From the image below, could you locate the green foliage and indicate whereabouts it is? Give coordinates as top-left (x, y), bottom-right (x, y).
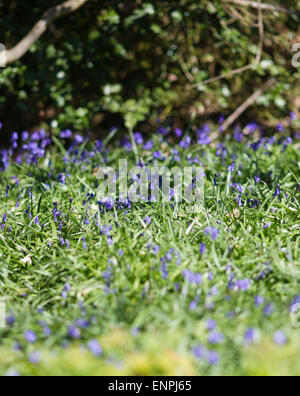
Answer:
top-left (0, 124), bottom-right (300, 375)
top-left (0, 0), bottom-right (299, 135)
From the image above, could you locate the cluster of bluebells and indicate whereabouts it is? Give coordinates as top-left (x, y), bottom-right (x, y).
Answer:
top-left (0, 114), bottom-right (299, 373)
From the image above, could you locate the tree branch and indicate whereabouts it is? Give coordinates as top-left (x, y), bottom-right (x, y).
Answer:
top-left (5, 0), bottom-right (89, 65)
top-left (222, 0), bottom-right (298, 15)
top-left (221, 77), bottom-right (276, 130)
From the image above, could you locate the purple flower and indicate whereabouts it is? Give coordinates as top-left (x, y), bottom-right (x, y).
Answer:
top-left (144, 216), bottom-right (152, 225)
top-left (255, 295), bottom-right (265, 307)
top-left (152, 245), bottom-right (160, 255)
top-left (206, 350), bottom-right (220, 365)
top-left (193, 345), bottom-right (206, 359)
top-left (182, 269), bottom-right (202, 285)
top-left (277, 123), bottom-right (284, 132)
top-left (274, 331), bottom-right (287, 346)
top-left (273, 184), bottom-right (281, 198)
top-left (76, 318), bottom-right (90, 329)
top-left (246, 123), bottom-right (259, 133)
top-left (58, 173), bottom-right (66, 184)
top-left (209, 286), bottom-right (219, 296)
top-left (144, 141), bottom-right (154, 151)
top-left (62, 282), bottom-right (71, 299)
top-left (5, 370), bottom-right (20, 377)
top-left (22, 131), bottom-right (29, 141)
top-left (11, 132), bottom-right (18, 142)
top-left (197, 130), bottom-right (211, 146)
top-left (175, 128), bottom-right (183, 138)
top-left (179, 136), bottom-right (191, 149)
top-left (88, 340), bottom-right (102, 357)
top-left (101, 197), bottom-right (114, 211)
top-left (68, 326), bottom-right (81, 339)
top-left (264, 303), bottom-right (274, 317)
top-left (228, 163), bottom-right (235, 173)
top-left (204, 227), bottom-right (219, 241)
top-left (244, 328), bottom-right (255, 345)
top-left (6, 315), bottom-right (15, 326)
top-left (153, 151), bottom-right (164, 160)
top-left (24, 330), bottom-right (37, 344)
top-left (200, 243), bottom-right (206, 255)
top-left (134, 132), bottom-right (143, 145)
top-left (208, 331), bottom-right (224, 344)
top-left (74, 135), bottom-right (84, 144)
top-left (234, 127), bottom-right (244, 142)
top-left (236, 279), bottom-right (251, 292)
top-left (29, 351), bottom-right (41, 364)
top-left (60, 129), bottom-right (73, 139)
top-left (206, 319), bottom-right (217, 332)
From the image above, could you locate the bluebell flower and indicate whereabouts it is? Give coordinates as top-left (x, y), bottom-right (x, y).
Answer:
top-left (153, 245), bottom-right (160, 255)
top-left (175, 128), bottom-right (183, 138)
top-left (277, 123), bottom-right (284, 132)
top-left (88, 340), bottom-right (102, 357)
top-left (246, 123), bottom-right (259, 133)
top-left (179, 136), bottom-right (191, 149)
top-left (236, 279), bottom-right (251, 292)
top-left (60, 129), bottom-right (73, 139)
top-left (244, 328), bottom-right (255, 345)
top-left (193, 345), bottom-right (206, 359)
top-left (264, 303), bottom-right (274, 317)
top-left (68, 326), bottom-right (81, 339)
top-left (24, 330), bottom-right (37, 344)
top-left (74, 134), bottom-right (84, 144)
top-left (274, 331), bottom-right (287, 346)
top-left (200, 243), bottom-right (206, 255)
top-left (273, 184), bottom-right (281, 197)
top-left (144, 216), bottom-right (152, 225)
top-left (29, 351), bottom-right (42, 364)
top-left (206, 319), bottom-right (217, 331)
top-left (134, 132), bottom-right (143, 145)
top-left (208, 331), bottom-right (224, 344)
top-left (58, 173), bottom-right (66, 184)
top-left (76, 318), bottom-right (90, 329)
top-left (144, 141), bottom-right (154, 150)
top-left (206, 350), bottom-right (219, 365)
top-left (204, 227), bottom-right (219, 241)
top-left (6, 315), bottom-right (15, 327)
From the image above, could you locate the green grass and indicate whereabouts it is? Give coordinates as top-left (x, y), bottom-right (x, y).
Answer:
top-left (0, 127), bottom-right (300, 376)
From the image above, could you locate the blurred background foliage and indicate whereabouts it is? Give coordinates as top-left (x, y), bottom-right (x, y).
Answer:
top-left (0, 0), bottom-right (299, 140)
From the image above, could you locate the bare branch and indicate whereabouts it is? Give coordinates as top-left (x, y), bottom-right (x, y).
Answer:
top-left (191, 65), bottom-right (253, 87)
top-left (221, 77), bottom-right (276, 130)
top-left (255, 0), bottom-right (264, 66)
top-left (178, 54), bottom-right (195, 83)
top-left (222, 0), bottom-right (298, 15)
top-left (5, 0), bottom-right (89, 65)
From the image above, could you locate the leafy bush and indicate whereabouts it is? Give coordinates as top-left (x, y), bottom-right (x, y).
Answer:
top-left (0, 0), bottom-right (299, 137)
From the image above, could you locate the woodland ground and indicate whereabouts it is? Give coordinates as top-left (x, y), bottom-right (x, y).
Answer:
top-left (0, 118), bottom-right (300, 376)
